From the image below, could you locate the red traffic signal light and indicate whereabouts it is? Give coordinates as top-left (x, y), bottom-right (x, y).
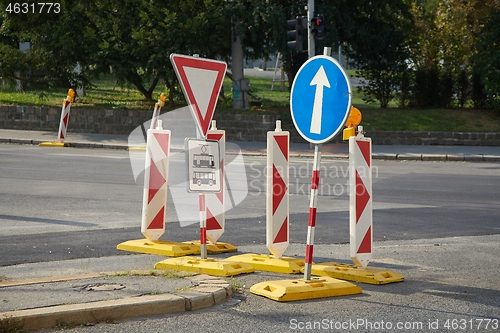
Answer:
top-left (311, 15), bottom-right (325, 40)
top-left (311, 18), bottom-right (322, 26)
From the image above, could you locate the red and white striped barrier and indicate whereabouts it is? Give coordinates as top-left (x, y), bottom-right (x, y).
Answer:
top-left (349, 129), bottom-right (372, 267)
top-left (150, 93), bottom-right (166, 130)
top-left (57, 89), bottom-right (75, 142)
top-left (141, 120), bottom-right (171, 241)
top-left (206, 121), bottom-right (226, 244)
top-left (266, 120), bottom-right (290, 259)
top-left (304, 144), bottom-right (322, 280)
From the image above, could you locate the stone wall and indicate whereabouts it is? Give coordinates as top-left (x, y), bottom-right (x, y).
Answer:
top-left (0, 105), bottom-right (150, 134)
top-left (1, 105), bottom-right (499, 146)
top-left (213, 113), bottom-right (279, 142)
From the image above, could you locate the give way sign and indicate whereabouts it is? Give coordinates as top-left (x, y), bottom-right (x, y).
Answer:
top-left (170, 54), bottom-right (227, 138)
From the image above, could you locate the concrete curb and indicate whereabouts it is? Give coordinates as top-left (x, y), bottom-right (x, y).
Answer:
top-left (0, 138), bottom-right (131, 150)
top-left (0, 273), bottom-right (102, 288)
top-left (0, 274), bottom-right (232, 331)
top-left (1, 136), bottom-right (499, 162)
top-left (391, 153), bottom-right (500, 162)
top-left (291, 152), bottom-right (500, 162)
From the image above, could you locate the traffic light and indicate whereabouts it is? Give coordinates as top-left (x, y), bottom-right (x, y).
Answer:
top-left (311, 15), bottom-right (325, 40)
top-left (287, 16), bottom-right (306, 52)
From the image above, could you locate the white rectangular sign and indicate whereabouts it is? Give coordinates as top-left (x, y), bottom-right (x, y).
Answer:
top-left (185, 138), bottom-right (221, 193)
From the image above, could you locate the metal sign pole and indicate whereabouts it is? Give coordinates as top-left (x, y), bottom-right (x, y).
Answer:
top-left (199, 192), bottom-right (207, 259)
top-left (303, 143), bottom-right (322, 281)
top-left (307, 0), bottom-right (315, 59)
top-left (303, 47), bottom-right (330, 281)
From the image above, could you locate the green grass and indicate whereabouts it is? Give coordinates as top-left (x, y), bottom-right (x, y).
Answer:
top-left (360, 108), bottom-right (500, 132)
top-left (1, 74), bottom-right (499, 132)
top-left (0, 76), bottom-right (166, 110)
top-left (77, 77), bottom-right (159, 109)
top-left (235, 74), bottom-right (500, 133)
top-left (106, 269), bottom-right (195, 279)
top-left (0, 88), bottom-right (67, 107)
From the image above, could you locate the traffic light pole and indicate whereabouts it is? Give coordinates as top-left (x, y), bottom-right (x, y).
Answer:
top-left (307, 0), bottom-right (314, 59)
top-left (232, 20), bottom-right (248, 110)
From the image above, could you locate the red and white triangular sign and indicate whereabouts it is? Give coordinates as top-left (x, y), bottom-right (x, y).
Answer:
top-left (170, 54), bottom-right (227, 137)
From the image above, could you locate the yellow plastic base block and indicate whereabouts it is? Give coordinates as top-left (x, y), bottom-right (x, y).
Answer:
top-left (39, 142), bottom-right (70, 147)
top-left (184, 240), bottom-right (238, 254)
top-left (310, 262), bottom-right (404, 285)
top-left (116, 239), bottom-right (200, 257)
top-left (225, 253), bottom-right (305, 274)
top-left (250, 276), bottom-right (362, 302)
top-left (128, 146), bottom-right (146, 151)
top-left (155, 256), bottom-right (255, 277)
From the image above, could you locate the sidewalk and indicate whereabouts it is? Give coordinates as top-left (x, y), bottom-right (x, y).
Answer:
top-left (0, 255), bottom-right (234, 331)
top-left (1, 128), bottom-right (500, 162)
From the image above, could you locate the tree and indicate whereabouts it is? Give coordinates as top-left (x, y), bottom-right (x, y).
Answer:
top-left (0, 0), bottom-right (100, 90)
top-left (0, 16), bottom-right (28, 87)
top-left (324, 0), bottom-right (414, 108)
top-left (1, 0), bottom-right (236, 100)
top-left (473, 6), bottom-right (500, 108)
top-left (407, 0), bottom-right (500, 108)
top-left (226, 0), bottom-right (303, 87)
top-left (91, 0), bottom-right (168, 101)
top-left (8, 0), bottom-right (496, 110)
top-left (81, 0), bottom-right (290, 101)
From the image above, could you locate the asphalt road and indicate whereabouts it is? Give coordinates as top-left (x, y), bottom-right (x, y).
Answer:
top-left (1, 144), bottom-right (499, 266)
top-left (1, 144), bottom-right (499, 332)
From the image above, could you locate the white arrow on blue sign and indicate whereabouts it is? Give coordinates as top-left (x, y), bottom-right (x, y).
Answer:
top-left (290, 55), bottom-right (352, 144)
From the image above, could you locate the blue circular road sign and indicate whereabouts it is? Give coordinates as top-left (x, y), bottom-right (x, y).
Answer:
top-left (290, 55), bottom-right (352, 144)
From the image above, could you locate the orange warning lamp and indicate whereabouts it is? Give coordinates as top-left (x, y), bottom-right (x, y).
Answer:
top-left (66, 88), bottom-right (76, 103)
top-left (158, 92), bottom-right (166, 107)
top-left (343, 106), bottom-right (362, 140)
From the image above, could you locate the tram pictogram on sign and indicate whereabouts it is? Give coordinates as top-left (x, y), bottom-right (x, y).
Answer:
top-left (186, 138), bottom-right (221, 193)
